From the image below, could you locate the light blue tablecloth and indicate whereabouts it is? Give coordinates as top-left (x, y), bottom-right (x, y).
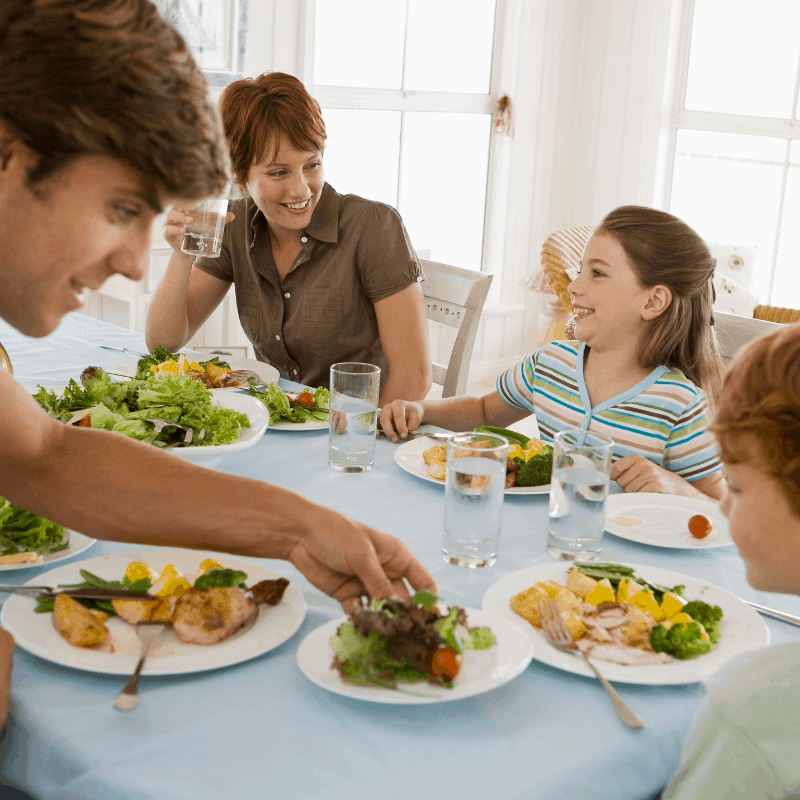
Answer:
top-left (2, 313), bottom-right (800, 800)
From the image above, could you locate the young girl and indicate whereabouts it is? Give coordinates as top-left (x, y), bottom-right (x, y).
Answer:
top-left (380, 206), bottom-right (725, 499)
top-left (661, 322), bottom-right (800, 800)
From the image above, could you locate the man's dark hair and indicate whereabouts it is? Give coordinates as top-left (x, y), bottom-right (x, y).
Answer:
top-left (0, 0), bottom-right (228, 198)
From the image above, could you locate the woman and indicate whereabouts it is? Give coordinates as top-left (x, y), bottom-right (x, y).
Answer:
top-left (146, 72), bottom-right (431, 405)
top-left (380, 206), bottom-right (725, 499)
top-left (661, 322), bottom-right (800, 799)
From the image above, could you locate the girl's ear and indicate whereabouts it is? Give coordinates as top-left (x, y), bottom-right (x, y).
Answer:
top-left (642, 285), bottom-right (672, 320)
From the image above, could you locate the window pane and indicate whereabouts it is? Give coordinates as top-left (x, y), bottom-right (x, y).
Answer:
top-left (313, 0), bottom-right (407, 89)
top-left (321, 109), bottom-right (401, 208)
top-left (398, 112), bottom-right (491, 271)
top-left (773, 147), bottom-right (800, 306)
top-left (669, 130), bottom-right (785, 302)
top-left (685, 0), bottom-right (800, 118)
top-left (160, 0), bottom-right (234, 71)
top-left (404, 0), bottom-right (496, 93)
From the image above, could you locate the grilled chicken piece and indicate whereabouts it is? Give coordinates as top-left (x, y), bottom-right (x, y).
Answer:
top-left (53, 594), bottom-right (109, 648)
top-left (173, 587), bottom-right (256, 645)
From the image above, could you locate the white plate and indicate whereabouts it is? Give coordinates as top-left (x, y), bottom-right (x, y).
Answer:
top-left (394, 437), bottom-right (551, 495)
top-left (481, 562), bottom-right (770, 685)
top-left (1, 551), bottom-right (306, 676)
top-left (297, 608), bottom-right (534, 704)
top-left (108, 354), bottom-right (280, 388)
top-left (604, 493), bottom-right (734, 549)
top-left (0, 530), bottom-right (96, 572)
top-left (269, 419), bottom-right (329, 432)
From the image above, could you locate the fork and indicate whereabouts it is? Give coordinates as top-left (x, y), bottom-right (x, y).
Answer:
top-left (537, 600), bottom-right (644, 730)
top-left (113, 622), bottom-right (166, 711)
top-left (145, 419), bottom-right (205, 446)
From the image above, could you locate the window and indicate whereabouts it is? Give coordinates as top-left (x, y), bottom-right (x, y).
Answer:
top-left (155, 0), bottom-right (247, 87)
top-left (665, 0), bottom-right (800, 307)
top-left (310, 0), bottom-right (501, 273)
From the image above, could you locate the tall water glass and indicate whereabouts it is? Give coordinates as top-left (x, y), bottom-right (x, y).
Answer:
top-left (442, 432), bottom-right (509, 568)
top-left (328, 362), bottom-right (380, 472)
top-left (546, 429), bottom-right (613, 561)
top-left (180, 180), bottom-right (232, 259)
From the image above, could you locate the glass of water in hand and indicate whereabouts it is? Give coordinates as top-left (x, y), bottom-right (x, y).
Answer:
top-left (546, 428), bottom-right (613, 561)
top-left (180, 180), bottom-right (232, 259)
top-left (442, 432), bottom-right (509, 568)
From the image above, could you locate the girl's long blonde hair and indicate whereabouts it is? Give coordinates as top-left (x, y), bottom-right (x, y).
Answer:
top-left (595, 206), bottom-right (724, 410)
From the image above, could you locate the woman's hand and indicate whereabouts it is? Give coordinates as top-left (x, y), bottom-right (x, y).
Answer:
top-left (611, 455), bottom-right (708, 498)
top-left (161, 206), bottom-right (235, 253)
top-left (379, 400), bottom-right (424, 443)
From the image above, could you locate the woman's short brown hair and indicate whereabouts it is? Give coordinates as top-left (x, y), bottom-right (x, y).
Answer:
top-left (712, 324), bottom-right (800, 516)
top-left (0, 0), bottom-right (228, 200)
top-left (219, 72), bottom-right (327, 189)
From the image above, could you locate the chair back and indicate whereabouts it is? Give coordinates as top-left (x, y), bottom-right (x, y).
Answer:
top-left (714, 311), bottom-right (784, 368)
top-left (421, 258), bottom-right (493, 398)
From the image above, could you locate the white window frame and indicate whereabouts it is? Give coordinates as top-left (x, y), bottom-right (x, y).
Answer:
top-left (298, 0), bottom-right (514, 305)
top-left (662, 0), bottom-right (800, 304)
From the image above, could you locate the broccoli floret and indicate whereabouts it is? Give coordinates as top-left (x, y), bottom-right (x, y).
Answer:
top-left (135, 346), bottom-right (177, 379)
top-left (194, 568), bottom-right (248, 590)
top-left (682, 600), bottom-right (723, 644)
top-left (515, 453), bottom-right (553, 487)
top-left (650, 621), bottom-right (712, 660)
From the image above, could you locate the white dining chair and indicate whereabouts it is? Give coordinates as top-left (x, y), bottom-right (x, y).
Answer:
top-left (420, 258), bottom-right (493, 398)
top-left (714, 311), bottom-right (785, 368)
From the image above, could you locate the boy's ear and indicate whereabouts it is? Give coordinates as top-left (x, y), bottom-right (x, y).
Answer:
top-left (0, 121), bottom-right (22, 171)
top-left (642, 285), bottom-right (672, 320)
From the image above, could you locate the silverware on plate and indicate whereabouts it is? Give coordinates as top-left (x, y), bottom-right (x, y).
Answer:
top-left (747, 601), bottom-right (800, 628)
top-left (114, 622), bottom-right (167, 711)
top-left (537, 599), bottom-right (645, 730)
top-left (0, 585), bottom-right (153, 600)
top-left (377, 428), bottom-right (452, 441)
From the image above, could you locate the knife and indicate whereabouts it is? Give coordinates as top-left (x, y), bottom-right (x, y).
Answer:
top-left (0, 585), bottom-right (154, 600)
top-left (747, 601), bottom-right (800, 628)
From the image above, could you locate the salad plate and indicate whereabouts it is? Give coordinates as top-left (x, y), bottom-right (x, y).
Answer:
top-left (393, 437), bottom-right (551, 495)
top-left (481, 562), bottom-right (770, 685)
top-left (108, 353), bottom-right (279, 388)
top-left (1, 551), bottom-right (306, 676)
top-left (604, 493), bottom-right (734, 549)
top-left (269, 418), bottom-right (328, 432)
top-left (296, 608), bottom-right (534, 704)
top-left (0, 530), bottom-right (96, 572)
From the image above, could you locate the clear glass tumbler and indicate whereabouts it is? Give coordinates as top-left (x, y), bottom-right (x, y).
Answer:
top-left (546, 428), bottom-right (613, 561)
top-left (328, 362), bottom-right (380, 473)
top-left (180, 180), bottom-right (232, 259)
top-left (442, 432), bottom-right (509, 568)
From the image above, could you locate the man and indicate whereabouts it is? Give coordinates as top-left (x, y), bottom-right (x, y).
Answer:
top-left (0, 0), bottom-right (435, 727)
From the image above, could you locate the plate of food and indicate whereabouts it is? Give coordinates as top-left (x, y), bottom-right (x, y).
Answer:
top-left (297, 591), bottom-right (534, 704)
top-left (0, 497), bottom-right (96, 570)
top-left (246, 381), bottom-right (329, 431)
top-left (394, 428), bottom-right (552, 495)
top-left (0, 551), bottom-right (306, 676)
top-left (109, 346), bottom-right (280, 389)
top-left (482, 561), bottom-right (769, 685)
top-left (33, 369), bottom-right (269, 468)
top-left (604, 493), bottom-right (734, 549)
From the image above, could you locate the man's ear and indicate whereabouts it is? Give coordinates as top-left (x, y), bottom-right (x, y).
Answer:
top-left (642, 285), bottom-right (672, 320)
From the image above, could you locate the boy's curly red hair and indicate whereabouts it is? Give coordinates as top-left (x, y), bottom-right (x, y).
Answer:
top-left (712, 323), bottom-right (800, 516)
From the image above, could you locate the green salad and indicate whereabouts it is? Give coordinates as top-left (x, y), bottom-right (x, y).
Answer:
top-left (0, 496), bottom-right (68, 558)
top-left (34, 367), bottom-right (249, 447)
top-left (248, 380), bottom-right (329, 425)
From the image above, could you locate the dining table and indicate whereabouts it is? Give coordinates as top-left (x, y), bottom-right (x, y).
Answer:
top-left (1, 311), bottom-right (800, 800)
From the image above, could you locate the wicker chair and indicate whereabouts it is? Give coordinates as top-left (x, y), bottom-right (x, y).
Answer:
top-left (753, 305), bottom-right (800, 324)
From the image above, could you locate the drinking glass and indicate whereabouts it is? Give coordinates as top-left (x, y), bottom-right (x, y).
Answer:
top-left (442, 432), bottom-right (509, 568)
top-left (546, 429), bottom-right (613, 561)
top-left (328, 362), bottom-right (380, 472)
top-left (180, 180), bottom-right (232, 259)
top-left (0, 340), bottom-right (12, 374)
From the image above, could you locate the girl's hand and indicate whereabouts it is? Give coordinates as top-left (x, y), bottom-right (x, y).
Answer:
top-left (611, 454), bottom-right (700, 497)
top-left (161, 206), bottom-right (235, 254)
top-left (379, 400), bottom-right (424, 443)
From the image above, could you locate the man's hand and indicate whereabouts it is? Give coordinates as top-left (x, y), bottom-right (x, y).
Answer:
top-left (0, 628), bottom-right (14, 732)
top-left (611, 454), bottom-right (700, 497)
top-left (287, 516), bottom-right (437, 613)
top-left (378, 400), bottom-right (424, 443)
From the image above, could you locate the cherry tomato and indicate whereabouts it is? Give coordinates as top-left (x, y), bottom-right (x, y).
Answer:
top-left (294, 391), bottom-right (315, 407)
top-left (77, 415), bottom-right (92, 428)
top-left (688, 514), bottom-right (712, 539)
top-left (426, 645), bottom-right (462, 683)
